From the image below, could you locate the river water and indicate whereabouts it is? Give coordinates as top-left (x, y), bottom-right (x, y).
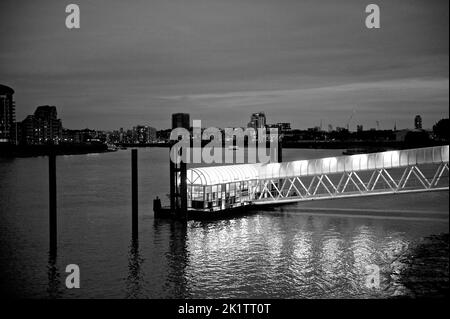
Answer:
top-left (0, 148), bottom-right (448, 298)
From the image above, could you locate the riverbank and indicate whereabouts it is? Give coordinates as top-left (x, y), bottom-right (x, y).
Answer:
top-left (2, 140), bottom-right (447, 157)
top-left (121, 140), bottom-right (447, 150)
top-left (282, 140), bottom-right (447, 150)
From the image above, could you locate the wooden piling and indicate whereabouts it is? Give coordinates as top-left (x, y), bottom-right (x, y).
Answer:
top-left (49, 153), bottom-right (57, 254)
top-left (278, 128), bottom-right (283, 163)
top-left (131, 149), bottom-right (138, 237)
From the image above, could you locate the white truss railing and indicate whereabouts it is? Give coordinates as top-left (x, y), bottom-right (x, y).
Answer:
top-left (254, 161), bottom-right (449, 204)
top-left (186, 145), bottom-right (449, 208)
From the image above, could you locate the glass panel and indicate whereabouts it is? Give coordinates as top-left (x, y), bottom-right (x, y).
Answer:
top-left (383, 153), bottom-right (392, 168)
top-left (367, 154), bottom-right (376, 170)
top-left (391, 151), bottom-right (399, 167)
top-left (360, 155), bottom-right (368, 170)
top-left (399, 151), bottom-right (408, 166)
top-left (337, 157), bottom-right (345, 171)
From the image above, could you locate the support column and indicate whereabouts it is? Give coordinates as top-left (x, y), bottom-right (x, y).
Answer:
top-left (278, 128), bottom-right (283, 163)
top-left (49, 153), bottom-right (57, 255)
top-left (170, 113), bottom-right (189, 219)
top-left (132, 149), bottom-right (138, 238)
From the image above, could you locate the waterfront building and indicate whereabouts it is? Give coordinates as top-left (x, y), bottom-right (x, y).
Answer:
top-left (21, 105), bottom-right (62, 144)
top-left (268, 122), bottom-right (291, 133)
top-left (327, 124), bottom-right (333, 132)
top-left (247, 112), bottom-right (266, 129)
top-left (0, 84), bottom-right (16, 144)
top-left (276, 122), bottom-right (291, 132)
top-left (415, 115), bottom-right (423, 130)
top-left (172, 113), bottom-right (190, 130)
top-left (132, 125), bottom-right (157, 144)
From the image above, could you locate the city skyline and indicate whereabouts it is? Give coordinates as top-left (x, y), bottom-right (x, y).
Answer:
top-left (10, 95), bottom-right (443, 133)
top-left (0, 0), bottom-right (448, 131)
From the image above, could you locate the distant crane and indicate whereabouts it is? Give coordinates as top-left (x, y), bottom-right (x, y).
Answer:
top-left (346, 110), bottom-right (355, 131)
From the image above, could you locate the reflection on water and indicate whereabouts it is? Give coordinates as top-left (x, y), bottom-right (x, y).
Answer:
top-left (47, 252), bottom-right (62, 298)
top-left (158, 220), bottom-right (190, 298)
top-left (178, 210), bottom-right (446, 298)
top-left (125, 238), bottom-right (144, 299)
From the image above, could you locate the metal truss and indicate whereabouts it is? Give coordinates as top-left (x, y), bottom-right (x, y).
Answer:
top-left (255, 162), bottom-right (449, 202)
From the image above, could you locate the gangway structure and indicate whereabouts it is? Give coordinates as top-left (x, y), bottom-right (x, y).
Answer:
top-left (184, 145), bottom-right (449, 214)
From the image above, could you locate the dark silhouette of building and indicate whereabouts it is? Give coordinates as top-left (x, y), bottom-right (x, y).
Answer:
top-left (414, 115), bottom-right (423, 130)
top-left (172, 113), bottom-right (190, 130)
top-left (21, 105), bottom-right (62, 145)
top-left (0, 84), bottom-right (16, 144)
top-left (433, 118), bottom-right (449, 141)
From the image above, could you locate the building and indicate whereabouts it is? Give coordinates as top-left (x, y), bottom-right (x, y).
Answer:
top-left (156, 129), bottom-right (172, 142)
top-left (133, 125), bottom-right (157, 144)
top-left (62, 128), bottom-right (81, 143)
top-left (414, 115), bottom-right (422, 130)
top-left (267, 123), bottom-right (291, 132)
top-left (119, 127), bottom-right (124, 143)
top-left (21, 105), bottom-right (62, 145)
top-left (62, 128), bottom-right (102, 143)
top-left (395, 129), bottom-right (410, 142)
top-left (21, 115), bottom-right (36, 144)
top-left (0, 84), bottom-right (16, 144)
top-left (172, 113), bottom-right (190, 129)
top-left (275, 122), bottom-right (291, 132)
top-left (247, 112), bottom-right (266, 129)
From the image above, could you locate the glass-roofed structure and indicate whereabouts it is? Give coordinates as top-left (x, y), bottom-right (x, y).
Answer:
top-left (185, 145), bottom-right (449, 212)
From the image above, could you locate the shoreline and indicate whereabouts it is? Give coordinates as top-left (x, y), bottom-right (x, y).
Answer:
top-left (1, 140), bottom-right (447, 158)
top-left (0, 143), bottom-right (111, 158)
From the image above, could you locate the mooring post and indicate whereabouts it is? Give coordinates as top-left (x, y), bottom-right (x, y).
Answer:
top-left (131, 149), bottom-right (138, 238)
top-left (278, 127), bottom-right (283, 163)
top-left (170, 113), bottom-right (190, 220)
top-left (180, 161), bottom-right (188, 220)
top-left (49, 153), bottom-right (57, 254)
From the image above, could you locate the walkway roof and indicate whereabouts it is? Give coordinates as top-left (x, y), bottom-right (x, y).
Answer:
top-left (186, 145), bottom-right (449, 186)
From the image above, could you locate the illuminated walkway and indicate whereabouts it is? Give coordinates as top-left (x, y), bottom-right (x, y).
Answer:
top-left (186, 145), bottom-right (449, 212)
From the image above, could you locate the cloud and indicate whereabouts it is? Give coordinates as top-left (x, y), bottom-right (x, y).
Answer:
top-left (0, 0), bottom-right (448, 130)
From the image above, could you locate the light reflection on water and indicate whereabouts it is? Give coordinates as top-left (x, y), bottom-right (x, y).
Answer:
top-left (177, 210), bottom-right (446, 299)
top-left (0, 148), bottom-right (448, 298)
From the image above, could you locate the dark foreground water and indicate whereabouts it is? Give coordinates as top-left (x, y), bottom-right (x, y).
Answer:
top-left (0, 148), bottom-right (448, 298)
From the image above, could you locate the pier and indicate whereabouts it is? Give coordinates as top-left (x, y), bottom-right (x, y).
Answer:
top-left (155, 145), bottom-right (449, 218)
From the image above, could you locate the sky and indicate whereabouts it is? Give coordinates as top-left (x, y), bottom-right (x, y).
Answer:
top-left (0, 0), bottom-right (448, 130)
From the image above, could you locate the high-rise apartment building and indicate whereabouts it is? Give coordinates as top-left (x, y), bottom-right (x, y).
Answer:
top-left (0, 84), bottom-right (16, 143)
top-left (247, 112), bottom-right (266, 129)
top-left (414, 115), bottom-right (423, 130)
top-left (21, 105), bottom-right (62, 144)
top-left (172, 113), bottom-right (190, 129)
